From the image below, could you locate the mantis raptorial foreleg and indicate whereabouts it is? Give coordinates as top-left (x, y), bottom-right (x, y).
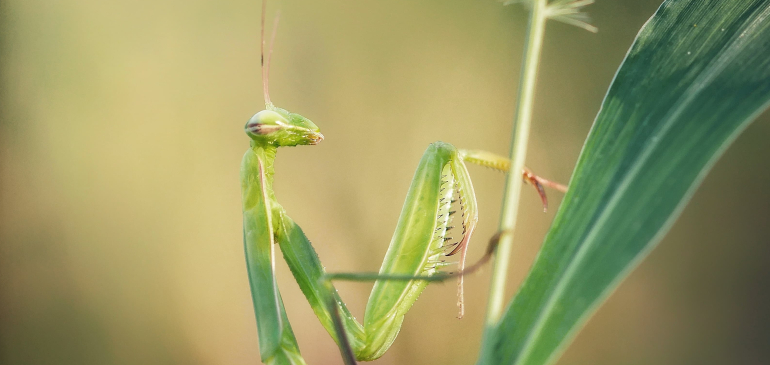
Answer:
top-left (243, 140), bottom-right (562, 363)
top-left (240, 3), bottom-right (567, 364)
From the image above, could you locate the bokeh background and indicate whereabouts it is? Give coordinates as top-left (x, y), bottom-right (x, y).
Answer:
top-left (1, 0), bottom-right (769, 364)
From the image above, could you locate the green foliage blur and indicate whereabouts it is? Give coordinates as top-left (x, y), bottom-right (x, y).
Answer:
top-left (1, 1), bottom-right (768, 364)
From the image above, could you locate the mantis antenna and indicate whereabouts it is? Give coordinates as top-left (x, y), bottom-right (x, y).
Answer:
top-left (261, 0), bottom-right (280, 106)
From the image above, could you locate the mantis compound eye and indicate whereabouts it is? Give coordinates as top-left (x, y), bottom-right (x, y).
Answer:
top-left (245, 110), bottom-right (285, 136)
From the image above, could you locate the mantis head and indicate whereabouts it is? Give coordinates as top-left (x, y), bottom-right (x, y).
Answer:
top-left (248, 4), bottom-right (323, 147)
top-left (245, 105), bottom-right (323, 146)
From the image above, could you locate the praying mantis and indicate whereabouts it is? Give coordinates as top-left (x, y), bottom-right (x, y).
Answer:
top-left (240, 2), bottom-right (567, 364)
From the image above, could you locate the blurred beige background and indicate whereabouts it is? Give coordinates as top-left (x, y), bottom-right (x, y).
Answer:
top-left (1, 0), bottom-right (768, 364)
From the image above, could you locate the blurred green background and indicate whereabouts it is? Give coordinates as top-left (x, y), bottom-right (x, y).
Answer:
top-left (1, 0), bottom-right (768, 364)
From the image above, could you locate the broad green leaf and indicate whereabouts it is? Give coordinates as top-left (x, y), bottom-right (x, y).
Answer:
top-left (484, 1), bottom-right (770, 365)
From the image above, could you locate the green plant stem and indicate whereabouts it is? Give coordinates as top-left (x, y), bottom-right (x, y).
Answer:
top-left (484, 0), bottom-right (548, 328)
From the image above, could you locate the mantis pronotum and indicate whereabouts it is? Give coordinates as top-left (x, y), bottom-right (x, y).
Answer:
top-left (240, 3), bottom-right (567, 364)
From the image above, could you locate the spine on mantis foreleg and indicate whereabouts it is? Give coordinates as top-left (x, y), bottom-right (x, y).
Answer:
top-left (242, 144), bottom-right (307, 365)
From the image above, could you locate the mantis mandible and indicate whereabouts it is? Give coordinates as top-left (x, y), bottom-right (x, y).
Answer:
top-left (240, 3), bottom-right (567, 364)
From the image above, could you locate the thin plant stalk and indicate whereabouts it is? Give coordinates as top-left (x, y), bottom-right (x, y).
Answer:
top-left (484, 0), bottom-right (549, 330)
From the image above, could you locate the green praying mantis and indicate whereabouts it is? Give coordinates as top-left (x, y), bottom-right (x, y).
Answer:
top-left (240, 3), bottom-right (567, 364)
